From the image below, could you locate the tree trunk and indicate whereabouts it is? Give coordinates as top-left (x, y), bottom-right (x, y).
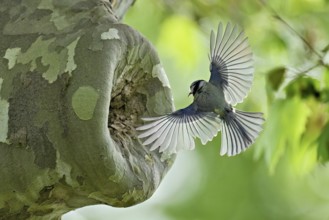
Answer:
top-left (0, 0), bottom-right (174, 219)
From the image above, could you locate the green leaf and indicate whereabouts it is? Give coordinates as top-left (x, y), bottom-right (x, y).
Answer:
top-left (266, 67), bottom-right (286, 104)
top-left (285, 76), bottom-right (321, 99)
top-left (323, 65), bottom-right (329, 87)
top-left (267, 67), bottom-right (286, 91)
top-left (317, 122), bottom-right (329, 163)
top-left (254, 97), bottom-right (311, 174)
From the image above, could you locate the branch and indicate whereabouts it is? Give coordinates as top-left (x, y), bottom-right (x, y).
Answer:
top-left (0, 0), bottom-right (174, 219)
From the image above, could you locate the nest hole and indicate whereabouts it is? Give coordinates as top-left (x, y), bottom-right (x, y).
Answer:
top-left (108, 70), bottom-right (148, 146)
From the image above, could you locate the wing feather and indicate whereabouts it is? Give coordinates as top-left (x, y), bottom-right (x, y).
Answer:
top-left (209, 22), bottom-right (254, 105)
top-left (137, 104), bottom-right (222, 155)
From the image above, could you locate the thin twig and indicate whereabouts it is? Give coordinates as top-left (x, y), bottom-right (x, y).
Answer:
top-left (274, 15), bottom-right (323, 59)
top-left (259, 0), bottom-right (323, 60)
top-left (288, 63), bottom-right (321, 79)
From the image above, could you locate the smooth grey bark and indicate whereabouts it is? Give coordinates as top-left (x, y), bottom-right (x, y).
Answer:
top-left (0, 0), bottom-right (174, 219)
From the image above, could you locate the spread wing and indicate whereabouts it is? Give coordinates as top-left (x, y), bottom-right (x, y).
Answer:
top-left (209, 22), bottom-right (254, 105)
top-left (136, 104), bottom-right (222, 155)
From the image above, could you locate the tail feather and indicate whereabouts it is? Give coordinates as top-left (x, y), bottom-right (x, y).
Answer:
top-left (220, 109), bottom-right (264, 156)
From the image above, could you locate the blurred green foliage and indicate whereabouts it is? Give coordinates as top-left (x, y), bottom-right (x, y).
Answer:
top-left (126, 0), bottom-right (329, 219)
top-left (65, 0), bottom-right (329, 219)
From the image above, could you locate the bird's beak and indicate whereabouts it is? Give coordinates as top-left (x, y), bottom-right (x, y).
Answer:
top-left (188, 92), bottom-right (192, 97)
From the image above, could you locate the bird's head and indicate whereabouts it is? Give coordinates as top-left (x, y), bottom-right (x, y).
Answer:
top-left (189, 80), bottom-right (206, 97)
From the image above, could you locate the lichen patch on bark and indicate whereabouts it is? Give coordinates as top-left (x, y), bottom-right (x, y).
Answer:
top-left (5, 36), bottom-right (79, 84)
top-left (101, 28), bottom-right (120, 40)
top-left (72, 86), bottom-right (100, 120)
top-left (64, 37), bottom-right (79, 76)
top-left (0, 78), bottom-right (9, 143)
top-left (4, 48), bottom-right (21, 70)
top-left (152, 64), bottom-right (171, 89)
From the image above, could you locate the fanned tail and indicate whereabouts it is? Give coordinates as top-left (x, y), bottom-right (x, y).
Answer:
top-left (220, 109), bottom-right (264, 156)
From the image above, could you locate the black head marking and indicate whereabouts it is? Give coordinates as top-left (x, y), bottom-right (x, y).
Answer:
top-left (189, 80), bottom-right (206, 96)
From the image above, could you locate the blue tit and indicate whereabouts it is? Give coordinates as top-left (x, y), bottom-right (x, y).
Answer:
top-left (137, 22), bottom-right (265, 156)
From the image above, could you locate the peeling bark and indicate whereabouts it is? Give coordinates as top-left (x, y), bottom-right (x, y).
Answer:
top-left (0, 0), bottom-right (174, 219)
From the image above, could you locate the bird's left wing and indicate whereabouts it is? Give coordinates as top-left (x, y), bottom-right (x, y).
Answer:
top-left (209, 22), bottom-right (254, 105)
top-left (136, 104), bottom-right (222, 155)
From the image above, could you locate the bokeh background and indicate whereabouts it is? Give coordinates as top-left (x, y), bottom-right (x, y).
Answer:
top-left (63, 0), bottom-right (329, 219)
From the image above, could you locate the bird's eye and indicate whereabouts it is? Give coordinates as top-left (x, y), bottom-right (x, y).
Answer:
top-left (189, 80), bottom-right (205, 96)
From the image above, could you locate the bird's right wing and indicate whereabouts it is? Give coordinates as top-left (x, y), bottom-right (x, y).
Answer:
top-left (209, 22), bottom-right (254, 106)
top-left (136, 104), bottom-right (222, 155)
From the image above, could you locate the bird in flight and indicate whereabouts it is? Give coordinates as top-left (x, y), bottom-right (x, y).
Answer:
top-left (137, 22), bottom-right (264, 156)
